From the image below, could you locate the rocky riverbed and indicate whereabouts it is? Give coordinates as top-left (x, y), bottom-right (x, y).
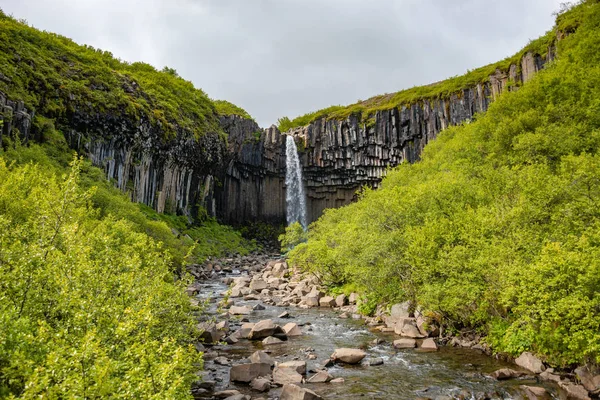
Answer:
top-left (186, 254), bottom-right (595, 400)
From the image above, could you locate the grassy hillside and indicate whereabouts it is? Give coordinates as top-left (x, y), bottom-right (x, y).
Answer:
top-left (287, 0), bottom-right (600, 367)
top-left (277, 4), bottom-right (584, 132)
top-left (0, 10), bottom-right (251, 140)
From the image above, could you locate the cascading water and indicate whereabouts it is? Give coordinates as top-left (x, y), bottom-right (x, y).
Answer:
top-left (285, 135), bottom-right (308, 229)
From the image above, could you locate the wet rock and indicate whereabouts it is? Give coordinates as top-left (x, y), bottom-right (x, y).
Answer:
top-left (330, 348), bottom-right (366, 364)
top-left (250, 377), bottom-right (271, 392)
top-left (216, 321), bottom-right (229, 331)
top-left (540, 368), bottom-right (561, 383)
top-left (224, 394), bottom-right (250, 400)
top-left (283, 322), bottom-right (302, 337)
top-left (490, 368), bottom-right (528, 380)
top-left (225, 335), bottom-right (239, 344)
top-left (273, 366), bottom-right (303, 385)
top-left (515, 352), bottom-right (545, 374)
top-left (520, 385), bottom-right (551, 400)
top-left (366, 357), bottom-right (384, 366)
top-left (575, 366), bottom-right (600, 392)
top-left (339, 312), bottom-right (349, 319)
top-left (250, 350), bottom-right (275, 366)
top-left (229, 305), bottom-right (252, 315)
top-left (234, 322), bottom-right (255, 339)
top-left (198, 322), bottom-right (224, 343)
top-left (280, 383), bottom-right (323, 400)
top-left (330, 377), bottom-right (345, 383)
top-left (307, 370), bottom-right (333, 383)
top-left (279, 311), bottom-right (291, 318)
top-left (397, 323), bottom-right (427, 339)
top-left (214, 356), bottom-right (230, 366)
top-left (253, 303), bottom-right (266, 311)
top-left (558, 382), bottom-right (591, 400)
top-left (249, 319), bottom-right (277, 340)
top-left (279, 360), bottom-right (307, 375)
top-left (394, 338), bottom-right (416, 349)
top-left (319, 296), bottom-right (336, 307)
top-left (263, 336), bottom-right (284, 345)
top-left (215, 390), bottom-right (242, 398)
top-left (420, 338), bottom-right (438, 351)
top-left (230, 363), bottom-right (272, 383)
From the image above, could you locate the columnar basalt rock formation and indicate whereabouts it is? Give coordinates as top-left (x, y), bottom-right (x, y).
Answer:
top-left (1, 50), bottom-right (553, 226)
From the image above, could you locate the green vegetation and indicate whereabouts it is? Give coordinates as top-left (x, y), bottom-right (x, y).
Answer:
top-left (288, 0), bottom-right (600, 367)
top-left (213, 99), bottom-right (253, 120)
top-left (276, 3), bottom-right (587, 132)
top-left (0, 10), bottom-right (252, 141)
top-left (278, 222), bottom-right (307, 253)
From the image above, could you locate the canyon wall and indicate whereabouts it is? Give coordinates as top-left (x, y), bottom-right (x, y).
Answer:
top-left (0, 50), bottom-right (553, 227)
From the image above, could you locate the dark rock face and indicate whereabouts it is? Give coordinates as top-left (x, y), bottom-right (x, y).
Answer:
top-left (0, 50), bottom-right (553, 226)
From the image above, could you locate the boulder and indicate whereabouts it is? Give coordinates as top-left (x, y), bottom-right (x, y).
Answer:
top-left (393, 338), bottom-right (416, 349)
top-left (235, 322), bottom-right (255, 339)
top-left (273, 367), bottom-right (303, 385)
top-left (420, 338), bottom-right (438, 351)
top-left (283, 322), bottom-right (302, 337)
top-left (491, 368), bottom-right (529, 380)
top-left (250, 350), bottom-right (274, 366)
top-left (515, 352), bottom-right (545, 374)
top-left (348, 293), bottom-right (359, 304)
top-left (229, 363), bottom-right (272, 383)
top-left (330, 348), bottom-right (366, 364)
top-left (215, 390), bottom-right (242, 398)
top-left (331, 378), bottom-right (345, 384)
top-left (279, 360), bottom-right (307, 375)
top-left (248, 319), bottom-right (277, 340)
top-left (366, 358), bottom-right (384, 366)
top-left (319, 296), bottom-right (336, 307)
top-left (304, 293), bottom-right (320, 307)
top-left (396, 323), bottom-right (426, 339)
top-left (280, 384), bottom-right (323, 400)
top-left (198, 322), bottom-right (224, 343)
top-left (307, 370), bottom-right (333, 383)
top-left (540, 369), bottom-right (561, 383)
top-left (263, 336), bottom-right (284, 345)
top-left (250, 279), bottom-right (268, 291)
top-left (250, 377), bottom-right (271, 392)
top-left (272, 262), bottom-right (287, 278)
top-left (558, 382), bottom-right (591, 400)
top-left (575, 366), bottom-right (600, 392)
top-left (253, 303), bottom-right (266, 311)
top-left (279, 311), bottom-right (291, 319)
top-left (390, 302), bottom-right (411, 318)
top-left (520, 385), bottom-right (551, 400)
top-left (229, 305), bottom-right (252, 315)
top-left (335, 294), bottom-right (348, 307)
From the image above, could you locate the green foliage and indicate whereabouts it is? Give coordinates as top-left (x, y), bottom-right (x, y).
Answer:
top-left (0, 157), bottom-right (201, 398)
top-left (213, 100), bottom-right (252, 120)
top-left (278, 222), bottom-right (307, 253)
top-left (289, 0), bottom-right (600, 366)
top-left (0, 12), bottom-right (253, 142)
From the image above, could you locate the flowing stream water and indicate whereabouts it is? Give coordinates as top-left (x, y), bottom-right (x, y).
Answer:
top-left (196, 275), bottom-right (558, 400)
top-left (285, 135), bottom-right (308, 229)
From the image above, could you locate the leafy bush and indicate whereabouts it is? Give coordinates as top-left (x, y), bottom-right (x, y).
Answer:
top-left (278, 221), bottom-right (307, 253)
top-left (0, 157), bottom-right (201, 398)
top-left (289, 0), bottom-right (600, 366)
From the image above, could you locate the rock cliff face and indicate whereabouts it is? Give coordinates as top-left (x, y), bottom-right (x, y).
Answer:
top-left (222, 51), bottom-right (554, 224)
top-left (0, 51), bottom-right (553, 227)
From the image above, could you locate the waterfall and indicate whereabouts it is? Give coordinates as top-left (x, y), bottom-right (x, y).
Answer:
top-left (285, 135), bottom-right (308, 229)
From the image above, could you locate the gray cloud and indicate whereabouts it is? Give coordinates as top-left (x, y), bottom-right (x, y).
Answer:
top-left (2, 0), bottom-right (563, 126)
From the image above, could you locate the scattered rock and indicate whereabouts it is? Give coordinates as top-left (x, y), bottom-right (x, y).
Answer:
top-left (273, 366), bottom-right (303, 385)
top-left (515, 352), bottom-right (545, 374)
top-left (397, 324), bottom-right (427, 339)
top-left (214, 356), bottom-right (230, 366)
top-left (307, 370), bottom-right (333, 383)
top-left (419, 338), bottom-right (438, 351)
top-left (520, 385), bottom-right (551, 400)
top-left (279, 360), bottom-right (307, 375)
top-left (250, 377), bottom-right (271, 392)
top-left (263, 336), bottom-right (284, 345)
top-left (393, 338), bottom-right (416, 349)
top-left (575, 366), bottom-right (600, 392)
top-left (250, 350), bottom-right (275, 366)
top-left (250, 279), bottom-right (268, 291)
top-left (491, 368), bottom-right (529, 380)
top-left (319, 296), bottom-right (336, 307)
top-left (331, 377), bottom-right (345, 384)
top-left (215, 390), bottom-right (242, 398)
top-left (330, 348), bottom-right (367, 364)
top-left (253, 303), bottom-right (266, 311)
top-left (280, 383), bottom-right (323, 400)
top-left (249, 319), bottom-right (277, 340)
top-left (335, 294), bottom-right (348, 307)
top-left (229, 305), bottom-right (252, 315)
top-left (348, 293), bottom-right (359, 304)
top-left (283, 322), bottom-right (302, 336)
top-left (558, 382), bottom-right (591, 400)
top-left (229, 363), bottom-right (272, 383)
top-left (279, 311), bottom-right (291, 318)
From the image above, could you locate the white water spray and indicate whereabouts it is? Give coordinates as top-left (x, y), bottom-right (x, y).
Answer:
top-left (285, 135), bottom-right (308, 229)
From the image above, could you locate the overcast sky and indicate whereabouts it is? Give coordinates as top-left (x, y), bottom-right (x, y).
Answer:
top-left (3, 0), bottom-right (563, 127)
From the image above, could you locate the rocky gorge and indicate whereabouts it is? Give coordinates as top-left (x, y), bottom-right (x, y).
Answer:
top-left (0, 47), bottom-right (554, 227)
top-left (185, 254), bottom-right (598, 400)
